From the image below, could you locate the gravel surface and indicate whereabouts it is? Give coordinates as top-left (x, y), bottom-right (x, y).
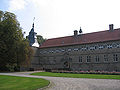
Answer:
top-left (0, 72), bottom-right (120, 90)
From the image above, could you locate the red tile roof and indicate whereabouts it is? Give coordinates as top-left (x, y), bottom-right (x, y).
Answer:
top-left (39, 28), bottom-right (120, 48)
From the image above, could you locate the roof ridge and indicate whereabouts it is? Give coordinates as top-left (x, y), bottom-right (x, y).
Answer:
top-left (46, 28), bottom-right (120, 40)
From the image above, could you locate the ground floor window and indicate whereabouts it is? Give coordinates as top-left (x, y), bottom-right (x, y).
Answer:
top-left (113, 54), bottom-right (118, 62)
top-left (86, 56), bottom-right (91, 62)
top-left (104, 54), bottom-right (108, 62)
top-left (95, 56), bottom-right (99, 62)
top-left (79, 56), bottom-right (82, 62)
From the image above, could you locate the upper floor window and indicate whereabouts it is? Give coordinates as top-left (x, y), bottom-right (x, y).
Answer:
top-left (116, 44), bottom-right (120, 48)
top-left (95, 56), bottom-right (100, 62)
top-left (89, 46), bottom-right (96, 50)
top-left (68, 48), bottom-right (72, 52)
top-left (107, 45), bottom-right (112, 49)
top-left (104, 54), bottom-right (108, 62)
top-left (113, 54), bottom-right (118, 62)
top-left (73, 48), bottom-right (79, 51)
top-left (81, 47), bottom-right (87, 51)
top-left (79, 56), bottom-right (82, 62)
top-left (61, 49), bottom-right (65, 52)
top-left (86, 56), bottom-right (91, 62)
top-left (99, 45), bottom-right (104, 49)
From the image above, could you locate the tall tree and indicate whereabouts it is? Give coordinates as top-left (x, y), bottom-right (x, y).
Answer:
top-left (0, 10), bottom-right (33, 71)
top-left (36, 35), bottom-right (46, 45)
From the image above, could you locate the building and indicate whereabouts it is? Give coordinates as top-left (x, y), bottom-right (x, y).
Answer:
top-left (31, 24), bottom-right (120, 71)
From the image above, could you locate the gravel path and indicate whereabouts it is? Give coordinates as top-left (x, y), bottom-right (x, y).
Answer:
top-left (0, 72), bottom-right (120, 90)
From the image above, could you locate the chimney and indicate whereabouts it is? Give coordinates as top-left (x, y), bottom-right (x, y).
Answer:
top-left (74, 30), bottom-right (78, 36)
top-left (109, 24), bottom-right (114, 31)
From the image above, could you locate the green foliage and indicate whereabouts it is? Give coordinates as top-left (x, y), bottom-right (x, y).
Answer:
top-left (0, 10), bottom-right (33, 71)
top-left (36, 35), bottom-right (46, 45)
top-left (31, 72), bottom-right (120, 80)
top-left (0, 75), bottom-right (49, 90)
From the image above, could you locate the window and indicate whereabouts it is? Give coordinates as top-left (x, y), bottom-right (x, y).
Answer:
top-left (99, 45), bottom-right (104, 49)
top-left (95, 56), bottom-right (100, 62)
top-left (104, 55), bottom-right (108, 62)
top-left (40, 51), bottom-right (42, 54)
top-left (68, 48), bottom-right (72, 52)
top-left (73, 48), bottom-right (79, 51)
top-left (112, 43), bottom-right (117, 48)
top-left (61, 49), bottom-right (65, 52)
top-left (107, 45), bottom-right (112, 49)
top-left (86, 56), bottom-right (91, 62)
top-left (116, 44), bottom-right (120, 48)
top-left (81, 47), bottom-right (87, 51)
top-left (113, 54), bottom-right (118, 62)
top-left (89, 46), bottom-right (96, 50)
top-left (79, 56), bottom-right (82, 62)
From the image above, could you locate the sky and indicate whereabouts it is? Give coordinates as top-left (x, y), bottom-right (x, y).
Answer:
top-left (1, 0), bottom-right (120, 39)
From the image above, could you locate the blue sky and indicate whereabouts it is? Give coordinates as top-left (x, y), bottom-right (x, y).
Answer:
top-left (1, 0), bottom-right (120, 39)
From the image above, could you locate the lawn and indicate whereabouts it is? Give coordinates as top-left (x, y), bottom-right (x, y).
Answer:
top-left (0, 75), bottom-right (49, 90)
top-left (31, 72), bottom-right (120, 80)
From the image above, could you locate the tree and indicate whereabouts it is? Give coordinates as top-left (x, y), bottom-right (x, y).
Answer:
top-left (0, 10), bottom-right (33, 71)
top-left (36, 35), bottom-right (46, 45)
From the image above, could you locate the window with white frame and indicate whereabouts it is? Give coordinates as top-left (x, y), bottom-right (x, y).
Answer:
top-left (113, 54), bottom-right (118, 62)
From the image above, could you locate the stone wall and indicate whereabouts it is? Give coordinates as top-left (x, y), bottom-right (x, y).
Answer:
top-left (31, 40), bottom-right (120, 71)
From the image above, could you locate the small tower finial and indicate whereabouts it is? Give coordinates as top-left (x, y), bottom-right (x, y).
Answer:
top-left (32, 17), bottom-right (35, 28)
top-left (79, 27), bottom-right (82, 34)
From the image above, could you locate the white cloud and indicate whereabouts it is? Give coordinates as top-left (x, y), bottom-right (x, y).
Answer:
top-left (9, 0), bottom-right (26, 11)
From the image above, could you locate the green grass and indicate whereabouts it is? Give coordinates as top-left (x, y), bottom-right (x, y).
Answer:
top-left (0, 75), bottom-right (49, 90)
top-left (31, 72), bottom-right (120, 80)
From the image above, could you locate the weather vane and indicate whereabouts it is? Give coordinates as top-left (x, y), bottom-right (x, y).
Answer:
top-left (32, 17), bottom-right (35, 28)
top-left (33, 17), bottom-right (35, 22)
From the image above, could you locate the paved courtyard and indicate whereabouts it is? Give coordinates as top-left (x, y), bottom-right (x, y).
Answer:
top-left (0, 72), bottom-right (120, 90)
